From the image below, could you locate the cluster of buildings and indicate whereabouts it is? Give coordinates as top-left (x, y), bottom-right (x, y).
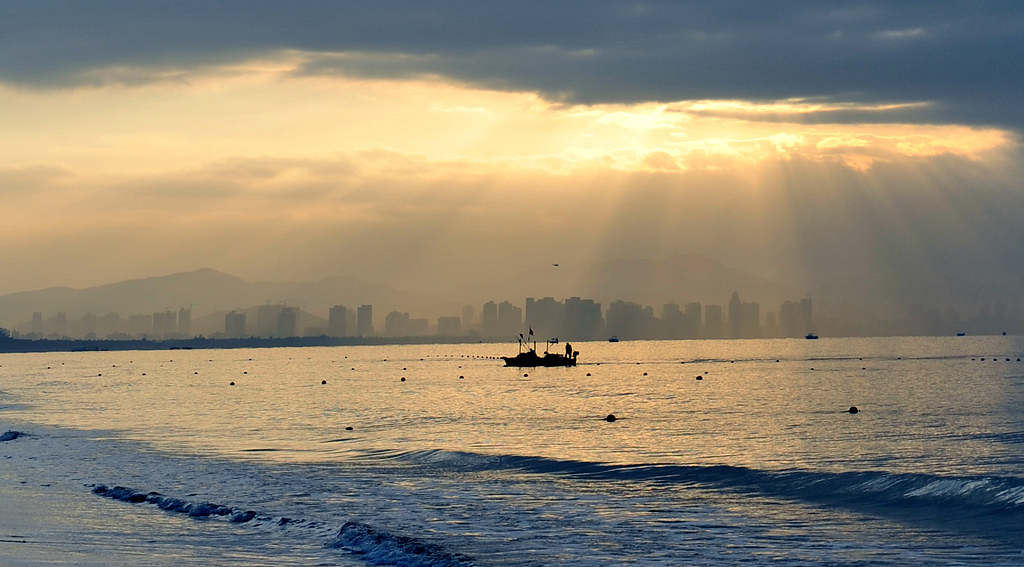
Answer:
top-left (14, 295), bottom-right (1024, 340)
top-left (303, 294), bottom-right (815, 341)
top-left (24, 308), bottom-right (191, 340)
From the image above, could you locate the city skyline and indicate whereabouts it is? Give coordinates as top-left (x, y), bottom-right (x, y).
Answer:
top-left (10, 285), bottom-right (1020, 343)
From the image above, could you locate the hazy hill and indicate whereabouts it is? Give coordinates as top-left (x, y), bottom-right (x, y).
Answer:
top-left (0, 255), bottom-right (795, 332)
top-left (0, 268), bottom-right (426, 328)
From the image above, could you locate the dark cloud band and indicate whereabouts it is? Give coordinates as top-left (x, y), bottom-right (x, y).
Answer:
top-left (1, 1), bottom-right (1022, 129)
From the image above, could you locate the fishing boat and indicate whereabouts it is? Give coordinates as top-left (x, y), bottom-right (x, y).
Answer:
top-left (805, 333), bottom-right (819, 340)
top-left (502, 335), bottom-right (578, 367)
top-left (608, 336), bottom-right (619, 342)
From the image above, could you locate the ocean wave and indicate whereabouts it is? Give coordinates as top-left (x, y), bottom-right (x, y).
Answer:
top-left (327, 522), bottom-right (473, 567)
top-left (379, 450), bottom-right (1024, 516)
top-left (92, 484), bottom-right (473, 566)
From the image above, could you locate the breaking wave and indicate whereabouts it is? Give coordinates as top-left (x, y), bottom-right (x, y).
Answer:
top-left (92, 484), bottom-right (473, 566)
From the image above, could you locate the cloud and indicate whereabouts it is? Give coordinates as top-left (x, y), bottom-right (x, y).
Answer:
top-left (0, 2), bottom-right (1022, 129)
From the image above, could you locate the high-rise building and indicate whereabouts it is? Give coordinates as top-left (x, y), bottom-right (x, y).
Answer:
top-left (606, 300), bottom-right (642, 339)
top-left (497, 301), bottom-right (522, 337)
top-left (662, 303), bottom-right (684, 339)
top-left (704, 305), bottom-right (723, 339)
top-left (481, 301), bottom-right (499, 337)
top-left (407, 318), bottom-right (429, 336)
top-left (178, 307), bottom-right (191, 337)
top-left (461, 305), bottom-right (475, 332)
top-left (225, 311), bottom-right (246, 338)
top-left (357, 305), bottom-right (373, 337)
top-left (683, 302), bottom-right (702, 338)
top-left (276, 307), bottom-right (297, 337)
top-left (740, 301), bottom-right (761, 338)
top-left (55, 312), bottom-right (67, 336)
top-left (525, 297), bottom-right (564, 339)
top-left (384, 311), bottom-right (410, 336)
top-left (800, 297), bottom-right (813, 332)
top-left (564, 297), bottom-right (602, 340)
top-left (328, 305), bottom-right (347, 337)
top-left (779, 300), bottom-right (803, 337)
top-left (153, 310), bottom-right (177, 337)
top-left (31, 312), bottom-right (42, 334)
top-left (728, 292), bottom-right (742, 339)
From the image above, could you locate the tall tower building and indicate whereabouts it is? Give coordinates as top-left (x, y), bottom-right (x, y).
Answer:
top-left (357, 305), bottom-right (373, 337)
top-left (728, 292), bottom-right (742, 339)
top-left (276, 307), bottom-right (297, 337)
top-left (178, 307), bottom-right (191, 337)
top-left (481, 301), bottom-right (498, 337)
top-left (225, 311), bottom-right (246, 338)
top-left (328, 305), bottom-right (347, 337)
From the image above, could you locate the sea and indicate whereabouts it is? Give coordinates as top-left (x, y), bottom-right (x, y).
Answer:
top-left (3, 336), bottom-right (1024, 566)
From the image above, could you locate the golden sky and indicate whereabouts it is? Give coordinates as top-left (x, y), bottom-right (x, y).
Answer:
top-left (1, 3), bottom-right (1022, 313)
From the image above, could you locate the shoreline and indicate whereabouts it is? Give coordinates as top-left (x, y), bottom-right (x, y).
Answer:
top-left (0, 335), bottom-right (496, 354)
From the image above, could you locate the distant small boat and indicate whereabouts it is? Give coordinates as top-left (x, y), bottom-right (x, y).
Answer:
top-left (957, 332), bottom-right (966, 337)
top-left (805, 333), bottom-right (819, 340)
top-left (608, 336), bottom-right (619, 342)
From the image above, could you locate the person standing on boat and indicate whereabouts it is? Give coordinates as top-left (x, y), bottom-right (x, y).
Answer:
top-left (565, 342), bottom-right (572, 358)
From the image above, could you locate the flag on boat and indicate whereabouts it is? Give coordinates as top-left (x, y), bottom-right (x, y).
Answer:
top-left (529, 327), bottom-right (534, 336)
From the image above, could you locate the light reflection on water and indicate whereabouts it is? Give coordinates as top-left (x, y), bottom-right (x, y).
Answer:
top-left (3, 336), bottom-right (1024, 476)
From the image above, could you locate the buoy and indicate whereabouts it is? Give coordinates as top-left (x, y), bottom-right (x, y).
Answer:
top-left (523, 373), bottom-right (528, 377)
top-left (605, 414), bottom-right (617, 422)
top-left (459, 375), bottom-right (464, 379)
top-left (586, 373), bottom-right (591, 376)
top-left (142, 373), bottom-right (146, 376)
top-left (243, 371), bottom-right (247, 374)
top-left (195, 372), bottom-right (198, 375)
top-left (848, 406), bottom-right (859, 414)
top-left (322, 380), bottom-right (327, 384)
top-left (345, 426), bottom-right (353, 431)
top-left (98, 373), bottom-right (102, 376)
top-left (643, 372), bottom-right (647, 376)
top-left (696, 376), bottom-right (703, 380)
top-left (401, 377), bottom-right (406, 382)
top-left (230, 382), bottom-right (235, 386)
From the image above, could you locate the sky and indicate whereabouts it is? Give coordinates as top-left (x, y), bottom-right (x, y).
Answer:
top-left (1, 1), bottom-right (1022, 316)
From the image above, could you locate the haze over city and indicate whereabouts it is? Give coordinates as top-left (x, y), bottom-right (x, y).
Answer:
top-left (1, 2), bottom-right (1023, 332)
